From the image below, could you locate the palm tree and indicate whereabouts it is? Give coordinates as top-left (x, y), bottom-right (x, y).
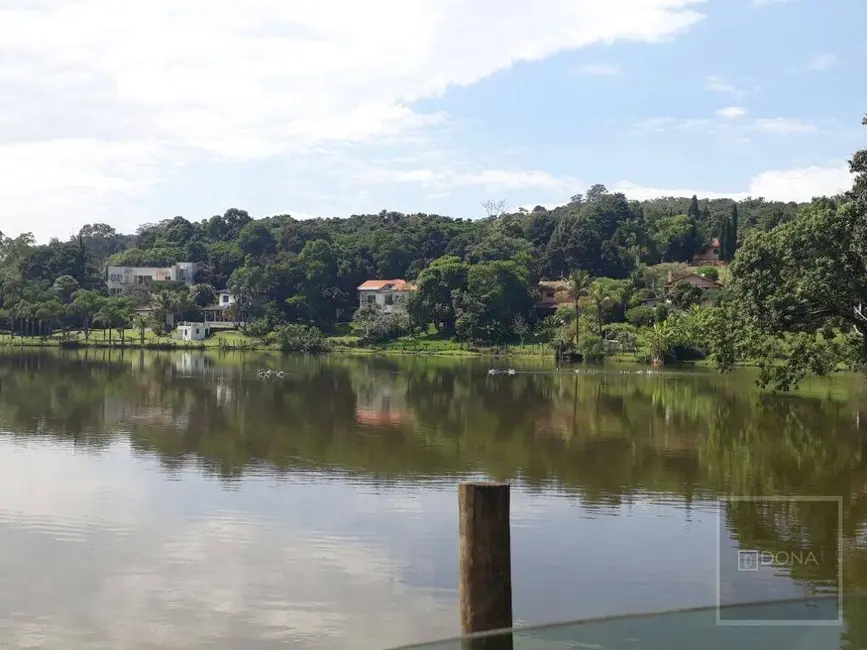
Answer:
top-left (152, 289), bottom-right (177, 334)
top-left (114, 301), bottom-right (134, 346)
top-left (94, 305), bottom-right (114, 344)
top-left (133, 315), bottom-right (150, 346)
top-left (586, 281), bottom-right (621, 337)
top-left (568, 270), bottom-right (592, 346)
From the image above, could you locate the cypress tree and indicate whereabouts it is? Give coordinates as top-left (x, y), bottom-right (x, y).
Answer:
top-left (729, 203), bottom-right (739, 258)
top-left (687, 195), bottom-right (701, 222)
top-left (719, 216), bottom-right (730, 261)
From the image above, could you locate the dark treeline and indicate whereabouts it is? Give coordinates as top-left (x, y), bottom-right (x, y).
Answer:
top-left (0, 188), bottom-right (798, 337)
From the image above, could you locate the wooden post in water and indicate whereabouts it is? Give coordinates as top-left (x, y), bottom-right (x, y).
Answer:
top-left (458, 482), bottom-right (513, 650)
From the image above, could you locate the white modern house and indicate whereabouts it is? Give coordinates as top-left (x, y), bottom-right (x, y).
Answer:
top-left (357, 279), bottom-right (413, 313)
top-left (106, 262), bottom-right (196, 295)
top-left (203, 290), bottom-right (245, 327)
top-left (216, 290), bottom-right (236, 308)
top-left (177, 322), bottom-right (210, 341)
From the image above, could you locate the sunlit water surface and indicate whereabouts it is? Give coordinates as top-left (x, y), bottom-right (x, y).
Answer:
top-left (0, 349), bottom-right (865, 649)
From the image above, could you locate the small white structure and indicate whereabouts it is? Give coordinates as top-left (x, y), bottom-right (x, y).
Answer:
top-left (177, 322), bottom-right (210, 341)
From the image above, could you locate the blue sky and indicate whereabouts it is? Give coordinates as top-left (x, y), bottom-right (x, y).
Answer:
top-left (0, 0), bottom-right (864, 241)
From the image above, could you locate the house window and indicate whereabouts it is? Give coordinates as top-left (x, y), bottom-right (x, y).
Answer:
top-left (366, 294), bottom-right (375, 304)
top-left (385, 294), bottom-right (394, 306)
top-left (222, 294), bottom-right (229, 304)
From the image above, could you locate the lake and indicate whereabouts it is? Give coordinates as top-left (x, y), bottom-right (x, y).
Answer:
top-left (0, 349), bottom-right (865, 649)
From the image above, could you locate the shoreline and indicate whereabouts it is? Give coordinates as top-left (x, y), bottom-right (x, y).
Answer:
top-left (0, 331), bottom-right (835, 373)
top-left (0, 333), bottom-right (766, 369)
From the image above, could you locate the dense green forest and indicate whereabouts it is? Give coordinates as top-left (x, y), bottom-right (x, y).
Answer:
top-left (0, 116), bottom-right (864, 389)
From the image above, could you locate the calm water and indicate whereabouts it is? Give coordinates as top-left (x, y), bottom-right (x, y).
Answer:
top-left (0, 350), bottom-right (866, 649)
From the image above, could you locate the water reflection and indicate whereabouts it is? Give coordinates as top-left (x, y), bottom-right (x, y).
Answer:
top-left (0, 349), bottom-right (865, 648)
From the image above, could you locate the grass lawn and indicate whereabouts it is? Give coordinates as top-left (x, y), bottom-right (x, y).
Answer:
top-left (0, 328), bottom-right (267, 350)
top-left (328, 329), bottom-right (557, 358)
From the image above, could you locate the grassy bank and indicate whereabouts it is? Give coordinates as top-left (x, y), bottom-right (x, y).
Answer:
top-left (0, 329), bottom-right (559, 358)
top-left (0, 330), bottom-right (275, 351)
top-left (0, 329), bottom-right (784, 370)
top-left (328, 332), bottom-right (557, 358)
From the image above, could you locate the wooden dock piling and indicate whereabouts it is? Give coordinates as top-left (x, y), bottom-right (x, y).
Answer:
top-left (458, 482), bottom-right (513, 650)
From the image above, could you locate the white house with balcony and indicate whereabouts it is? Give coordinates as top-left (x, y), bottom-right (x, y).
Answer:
top-left (357, 279), bottom-right (413, 314)
top-left (203, 290), bottom-right (246, 328)
top-left (106, 262), bottom-right (196, 295)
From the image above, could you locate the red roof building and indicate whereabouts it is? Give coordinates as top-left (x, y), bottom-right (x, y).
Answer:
top-left (357, 279), bottom-right (413, 313)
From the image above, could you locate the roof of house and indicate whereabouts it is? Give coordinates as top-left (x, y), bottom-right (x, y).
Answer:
top-left (357, 279), bottom-right (411, 291)
top-left (538, 280), bottom-right (570, 290)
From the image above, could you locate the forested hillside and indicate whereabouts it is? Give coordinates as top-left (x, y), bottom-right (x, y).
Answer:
top-left (22, 189), bottom-right (795, 324)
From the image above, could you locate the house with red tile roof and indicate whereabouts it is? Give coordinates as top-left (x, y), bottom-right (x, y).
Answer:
top-left (692, 237), bottom-right (722, 265)
top-left (357, 279), bottom-right (414, 313)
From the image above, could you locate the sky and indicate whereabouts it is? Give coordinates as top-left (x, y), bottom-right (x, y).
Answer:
top-left (1, 0), bottom-right (865, 242)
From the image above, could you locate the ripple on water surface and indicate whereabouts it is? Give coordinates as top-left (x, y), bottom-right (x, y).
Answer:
top-left (0, 352), bottom-right (862, 648)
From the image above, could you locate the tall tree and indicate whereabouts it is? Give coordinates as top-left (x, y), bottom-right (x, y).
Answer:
top-left (568, 270), bottom-right (592, 346)
top-left (687, 195), bottom-right (701, 223)
top-left (728, 202), bottom-right (739, 260)
top-left (718, 215), bottom-right (731, 262)
top-left (728, 114), bottom-right (867, 390)
top-left (586, 279), bottom-right (623, 336)
top-left (71, 290), bottom-right (106, 342)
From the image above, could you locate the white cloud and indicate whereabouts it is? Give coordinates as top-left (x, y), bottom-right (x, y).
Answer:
top-left (747, 164), bottom-right (853, 201)
top-left (0, 0), bottom-right (707, 240)
top-left (613, 181), bottom-right (745, 201)
top-left (754, 117), bottom-right (817, 133)
top-left (716, 106), bottom-right (747, 119)
top-left (359, 166), bottom-right (580, 191)
top-left (575, 63), bottom-right (620, 76)
top-left (614, 163), bottom-right (853, 202)
top-left (0, 139), bottom-right (167, 239)
top-left (705, 75), bottom-right (740, 94)
top-left (807, 52), bottom-right (836, 71)
top-left (635, 116), bottom-right (714, 133)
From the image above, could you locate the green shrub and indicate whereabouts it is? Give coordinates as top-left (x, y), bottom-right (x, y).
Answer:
top-left (671, 282), bottom-right (704, 310)
top-left (578, 334), bottom-right (606, 363)
top-left (244, 317), bottom-right (274, 340)
top-left (603, 322), bottom-right (639, 351)
top-left (353, 304), bottom-right (410, 344)
top-left (696, 266), bottom-right (719, 280)
top-left (625, 305), bottom-right (656, 327)
top-left (269, 324), bottom-right (329, 353)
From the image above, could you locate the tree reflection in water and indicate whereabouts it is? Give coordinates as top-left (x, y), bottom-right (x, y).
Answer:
top-left (1, 348), bottom-right (867, 642)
